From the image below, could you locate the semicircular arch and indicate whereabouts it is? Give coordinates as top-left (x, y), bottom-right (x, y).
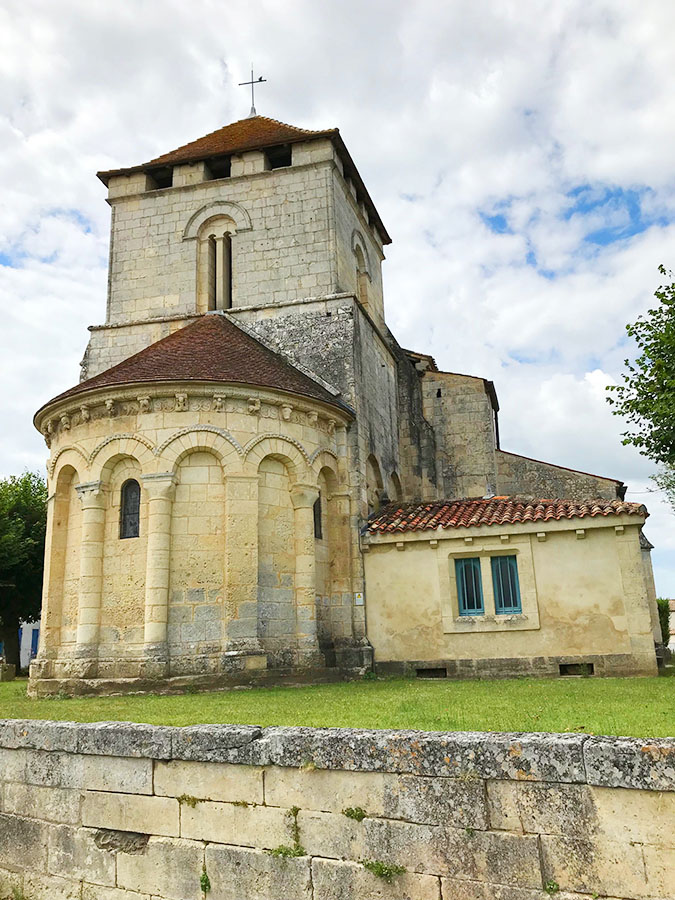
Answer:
top-left (158, 426), bottom-right (243, 474)
top-left (183, 201), bottom-right (252, 240)
top-left (89, 434), bottom-right (155, 467)
top-left (243, 434), bottom-right (311, 482)
top-left (48, 444), bottom-right (88, 478)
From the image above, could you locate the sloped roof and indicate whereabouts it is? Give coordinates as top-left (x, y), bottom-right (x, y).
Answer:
top-left (97, 115), bottom-right (391, 244)
top-left (36, 314), bottom-right (350, 416)
top-left (107, 116), bottom-right (338, 172)
top-left (368, 497), bottom-right (648, 534)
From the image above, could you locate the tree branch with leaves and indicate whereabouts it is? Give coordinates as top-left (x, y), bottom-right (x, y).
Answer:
top-left (0, 472), bottom-right (47, 668)
top-left (607, 265), bottom-right (675, 509)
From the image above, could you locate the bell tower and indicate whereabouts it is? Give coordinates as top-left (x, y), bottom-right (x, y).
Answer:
top-left (83, 116), bottom-right (391, 381)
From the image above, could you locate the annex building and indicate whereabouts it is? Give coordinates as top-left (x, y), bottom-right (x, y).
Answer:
top-left (29, 114), bottom-right (662, 695)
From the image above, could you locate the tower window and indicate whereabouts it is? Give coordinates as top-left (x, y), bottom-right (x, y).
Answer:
top-left (120, 479), bottom-right (140, 539)
top-left (206, 231), bottom-right (233, 311)
top-left (147, 166), bottom-right (173, 190)
top-left (313, 496), bottom-right (323, 540)
top-left (265, 144), bottom-right (292, 169)
top-left (206, 156), bottom-right (231, 180)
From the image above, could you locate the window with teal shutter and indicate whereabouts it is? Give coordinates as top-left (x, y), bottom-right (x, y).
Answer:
top-left (491, 555), bottom-right (522, 613)
top-left (455, 558), bottom-right (484, 615)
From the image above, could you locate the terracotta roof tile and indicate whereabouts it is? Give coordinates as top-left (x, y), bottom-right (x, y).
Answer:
top-left (107, 116), bottom-right (337, 172)
top-left (96, 115), bottom-right (391, 245)
top-left (36, 314), bottom-right (350, 416)
top-left (368, 497), bottom-right (647, 534)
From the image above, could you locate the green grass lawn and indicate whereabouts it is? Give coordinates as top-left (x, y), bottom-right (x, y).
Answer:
top-left (0, 672), bottom-right (673, 737)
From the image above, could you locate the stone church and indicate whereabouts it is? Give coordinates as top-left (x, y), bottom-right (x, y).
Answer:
top-left (29, 115), bottom-right (661, 695)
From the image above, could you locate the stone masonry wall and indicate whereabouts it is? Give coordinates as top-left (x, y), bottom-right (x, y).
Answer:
top-left (497, 451), bottom-right (623, 501)
top-left (0, 720), bottom-right (672, 900)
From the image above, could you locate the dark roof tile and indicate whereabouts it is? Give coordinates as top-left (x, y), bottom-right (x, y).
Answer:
top-left (36, 314), bottom-right (350, 416)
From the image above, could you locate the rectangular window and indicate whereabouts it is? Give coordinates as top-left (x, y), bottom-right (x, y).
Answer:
top-left (491, 555), bottom-right (522, 614)
top-left (455, 557), bottom-right (484, 615)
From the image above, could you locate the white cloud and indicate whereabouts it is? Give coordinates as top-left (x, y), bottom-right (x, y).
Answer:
top-left (1, 0), bottom-right (675, 591)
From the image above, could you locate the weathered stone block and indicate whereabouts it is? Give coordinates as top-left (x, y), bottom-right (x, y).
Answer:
top-left (0, 867), bottom-right (22, 895)
top-left (82, 791), bottom-right (179, 837)
top-left (24, 871), bottom-right (82, 900)
top-left (0, 813), bottom-right (49, 870)
top-left (590, 784), bottom-right (675, 847)
top-left (180, 799), bottom-right (289, 847)
top-left (299, 811), bottom-right (541, 885)
top-left (48, 824), bottom-right (116, 886)
top-left (264, 766), bottom-right (487, 828)
top-left (7, 719), bottom-right (80, 752)
top-left (4, 783), bottom-right (81, 825)
top-left (0, 747), bottom-right (26, 782)
top-left (438, 880), bottom-right (556, 899)
top-left (205, 844), bottom-right (312, 900)
top-left (117, 836), bottom-right (205, 900)
top-left (81, 754), bottom-right (153, 794)
top-left (584, 736), bottom-right (675, 792)
top-left (25, 750), bottom-right (76, 788)
top-left (82, 885), bottom-right (151, 900)
top-left (76, 722), bottom-right (174, 759)
top-left (540, 834), bottom-right (650, 897)
top-left (486, 780), bottom-right (522, 831)
top-left (515, 782), bottom-right (595, 837)
top-left (154, 760), bottom-right (264, 803)
top-left (255, 728), bottom-right (588, 782)
top-left (170, 724), bottom-right (263, 762)
top-left (312, 858), bottom-right (441, 899)
top-left (642, 843), bottom-right (675, 896)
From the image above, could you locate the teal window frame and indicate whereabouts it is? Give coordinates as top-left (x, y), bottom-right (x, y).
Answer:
top-left (455, 557), bottom-right (484, 616)
top-left (491, 555), bottom-right (522, 614)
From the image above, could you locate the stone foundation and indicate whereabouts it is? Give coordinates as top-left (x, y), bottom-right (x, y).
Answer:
top-left (0, 720), bottom-right (672, 899)
top-left (27, 659), bottom-right (371, 698)
top-left (376, 651), bottom-right (659, 680)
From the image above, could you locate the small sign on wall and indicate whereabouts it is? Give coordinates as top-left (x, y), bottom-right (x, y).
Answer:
top-left (354, 592), bottom-right (364, 606)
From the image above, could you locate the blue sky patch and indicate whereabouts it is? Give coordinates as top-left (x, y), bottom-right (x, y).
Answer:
top-left (46, 207), bottom-right (94, 234)
top-left (564, 184), bottom-right (671, 245)
top-left (480, 212), bottom-right (511, 233)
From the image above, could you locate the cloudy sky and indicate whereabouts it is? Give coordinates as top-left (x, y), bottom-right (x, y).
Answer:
top-left (1, 0), bottom-right (674, 592)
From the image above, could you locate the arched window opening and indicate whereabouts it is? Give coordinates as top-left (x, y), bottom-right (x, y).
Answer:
top-left (313, 495), bottom-right (323, 540)
top-left (354, 244), bottom-right (369, 311)
top-left (197, 216), bottom-right (236, 313)
top-left (207, 237), bottom-right (216, 311)
top-left (120, 479), bottom-right (140, 539)
top-left (366, 455), bottom-right (384, 515)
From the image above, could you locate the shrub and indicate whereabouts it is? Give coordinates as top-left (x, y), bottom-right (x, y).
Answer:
top-left (362, 860), bottom-right (406, 882)
top-left (657, 597), bottom-right (671, 645)
top-left (343, 807), bottom-right (367, 821)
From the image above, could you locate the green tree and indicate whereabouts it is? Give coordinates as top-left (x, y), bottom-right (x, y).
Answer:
top-left (0, 472), bottom-right (47, 669)
top-left (607, 265), bottom-right (675, 465)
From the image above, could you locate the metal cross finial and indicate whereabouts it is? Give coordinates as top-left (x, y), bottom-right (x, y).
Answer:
top-left (239, 66), bottom-right (267, 118)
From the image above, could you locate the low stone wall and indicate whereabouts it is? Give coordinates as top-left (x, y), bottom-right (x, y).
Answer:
top-left (0, 721), bottom-right (673, 899)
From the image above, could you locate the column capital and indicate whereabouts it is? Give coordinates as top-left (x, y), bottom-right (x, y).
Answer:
top-left (290, 483), bottom-right (320, 509)
top-left (75, 481), bottom-right (105, 508)
top-left (141, 472), bottom-right (177, 500)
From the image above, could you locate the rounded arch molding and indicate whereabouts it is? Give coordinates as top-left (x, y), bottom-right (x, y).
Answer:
top-left (243, 433), bottom-right (312, 480)
top-left (89, 434), bottom-right (155, 468)
top-left (157, 425), bottom-right (244, 471)
top-left (183, 201), bottom-right (252, 240)
top-left (351, 229), bottom-right (371, 276)
top-left (310, 447), bottom-right (339, 472)
top-left (47, 444), bottom-right (88, 478)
